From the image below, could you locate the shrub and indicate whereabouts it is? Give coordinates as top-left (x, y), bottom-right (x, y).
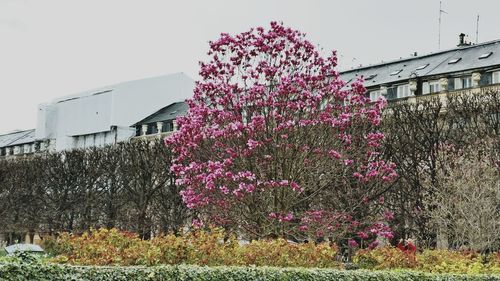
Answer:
top-left (43, 228), bottom-right (339, 268)
top-left (486, 253), bottom-right (500, 274)
top-left (235, 239), bottom-right (338, 268)
top-left (354, 246), bottom-right (417, 270)
top-left (354, 246), bottom-right (500, 275)
top-left (44, 228), bottom-right (151, 266)
top-left (42, 228), bottom-right (500, 275)
top-left (0, 264), bottom-right (498, 281)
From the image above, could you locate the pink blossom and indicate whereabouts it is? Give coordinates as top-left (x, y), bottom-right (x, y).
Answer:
top-left (384, 211), bottom-right (395, 221)
top-left (357, 231), bottom-right (369, 240)
top-left (281, 212), bottom-right (294, 222)
top-left (368, 240), bottom-right (379, 249)
top-left (348, 239), bottom-right (359, 248)
top-left (192, 219), bottom-right (204, 229)
top-left (165, 21), bottom-right (394, 240)
top-left (328, 150), bottom-right (342, 159)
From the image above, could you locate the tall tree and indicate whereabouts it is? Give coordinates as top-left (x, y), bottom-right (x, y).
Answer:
top-left (167, 22), bottom-right (395, 243)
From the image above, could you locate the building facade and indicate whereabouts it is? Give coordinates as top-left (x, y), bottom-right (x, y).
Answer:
top-left (341, 35), bottom-right (500, 102)
top-left (2, 35), bottom-right (500, 159)
top-left (0, 73), bottom-right (194, 159)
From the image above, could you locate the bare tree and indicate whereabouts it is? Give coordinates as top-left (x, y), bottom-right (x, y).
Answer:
top-left (427, 140), bottom-right (500, 252)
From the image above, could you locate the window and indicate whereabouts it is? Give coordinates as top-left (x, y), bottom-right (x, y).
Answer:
top-left (385, 87), bottom-right (398, 100)
top-left (397, 84), bottom-right (411, 98)
top-left (423, 81), bottom-right (441, 94)
top-left (390, 69), bottom-right (403, 76)
top-left (429, 82), bottom-right (440, 93)
top-left (454, 76), bottom-right (472, 90)
top-left (162, 122), bottom-right (173, 132)
top-left (416, 64), bottom-right (429, 70)
top-left (135, 126), bottom-right (142, 136)
top-left (493, 71), bottom-right (500, 84)
top-left (149, 123), bottom-right (158, 134)
top-left (480, 72), bottom-right (492, 86)
top-left (369, 90), bottom-right (383, 101)
top-left (479, 52), bottom-right (493, 59)
top-left (364, 74), bottom-right (377, 80)
top-left (448, 58), bottom-right (462, 64)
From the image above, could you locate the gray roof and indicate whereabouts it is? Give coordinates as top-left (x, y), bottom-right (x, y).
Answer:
top-left (134, 102), bottom-right (188, 125)
top-left (340, 39), bottom-right (500, 88)
top-left (0, 129), bottom-right (36, 148)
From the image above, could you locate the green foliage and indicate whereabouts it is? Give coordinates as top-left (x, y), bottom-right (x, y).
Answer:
top-left (354, 246), bottom-right (418, 270)
top-left (0, 264), bottom-right (498, 281)
top-left (354, 247), bottom-right (500, 275)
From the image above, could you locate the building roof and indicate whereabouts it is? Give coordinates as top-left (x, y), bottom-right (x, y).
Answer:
top-left (340, 39), bottom-right (500, 88)
top-left (134, 102), bottom-right (188, 126)
top-left (0, 129), bottom-right (35, 148)
top-left (35, 73), bottom-right (195, 150)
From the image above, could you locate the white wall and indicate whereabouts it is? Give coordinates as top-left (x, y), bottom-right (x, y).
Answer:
top-left (35, 73), bottom-right (194, 151)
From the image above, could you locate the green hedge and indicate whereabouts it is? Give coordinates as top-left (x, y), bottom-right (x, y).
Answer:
top-left (0, 264), bottom-right (499, 281)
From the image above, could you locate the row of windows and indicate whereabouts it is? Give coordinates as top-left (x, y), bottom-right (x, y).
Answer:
top-left (368, 70), bottom-right (500, 101)
top-left (74, 131), bottom-right (115, 149)
top-left (135, 121), bottom-right (175, 137)
top-left (0, 142), bottom-right (43, 157)
top-left (370, 84), bottom-right (412, 101)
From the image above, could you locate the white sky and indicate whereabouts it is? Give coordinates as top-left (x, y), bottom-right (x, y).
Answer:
top-left (1, 0), bottom-right (500, 132)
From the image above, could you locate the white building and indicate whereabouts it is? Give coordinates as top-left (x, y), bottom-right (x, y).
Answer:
top-left (0, 72), bottom-right (194, 157)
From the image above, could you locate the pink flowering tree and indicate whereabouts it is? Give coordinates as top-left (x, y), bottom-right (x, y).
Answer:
top-left (166, 22), bottom-right (396, 245)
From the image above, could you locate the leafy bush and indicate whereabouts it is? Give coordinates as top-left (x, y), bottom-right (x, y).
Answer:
top-left (0, 263), bottom-right (498, 281)
top-left (235, 239), bottom-right (339, 268)
top-left (354, 247), bottom-right (500, 274)
top-left (354, 246), bottom-right (417, 269)
top-left (487, 253), bottom-right (500, 273)
top-left (43, 228), bottom-right (339, 268)
top-left (44, 228), bottom-right (151, 266)
top-left (418, 250), bottom-right (486, 274)
top-left (42, 228), bottom-right (500, 275)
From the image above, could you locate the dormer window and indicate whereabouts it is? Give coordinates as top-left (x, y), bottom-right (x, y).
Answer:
top-left (364, 74), bottom-right (377, 80)
top-left (448, 58), bottom-right (462, 64)
top-left (390, 69), bottom-right (403, 76)
top-left (416, 64), bottom-right (429, 70)
top-left (479, 52), bottom-right (493, 59)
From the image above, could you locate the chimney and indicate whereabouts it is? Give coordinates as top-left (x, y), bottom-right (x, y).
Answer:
top-left (457, 33), bottom-right (471, 47)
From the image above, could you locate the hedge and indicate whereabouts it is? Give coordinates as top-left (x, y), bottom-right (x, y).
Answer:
top-left (0, 264), bottom-right (499, 281)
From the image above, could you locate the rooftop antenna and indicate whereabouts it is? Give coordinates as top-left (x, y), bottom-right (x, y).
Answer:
top-left (476, 14), bottom-right (480, 44)
top-left (438, 1), bottom-right (448, 50)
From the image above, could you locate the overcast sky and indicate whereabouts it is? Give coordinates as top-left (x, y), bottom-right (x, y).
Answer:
top-left (1, 0), bottom-right (500, 132)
